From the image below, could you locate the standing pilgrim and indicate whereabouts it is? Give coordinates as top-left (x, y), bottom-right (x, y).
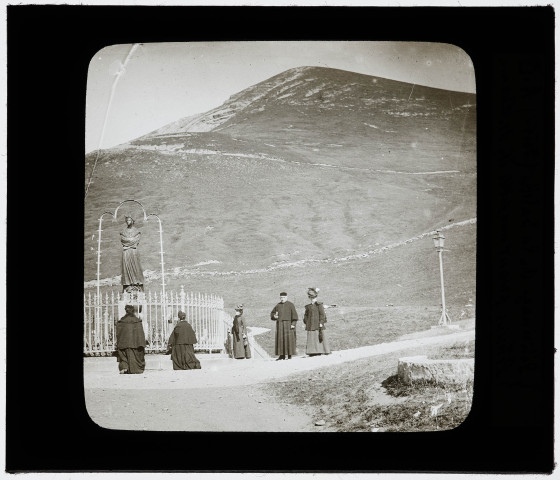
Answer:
top-left (232, 304), bottom-right (252, 359)
top-left (167, 311), bottom-right (202, 370)
top-left (303, 287), bottom-right (331, 356)
top-left (270, 292), bottom-right (298, 360)
top-left (120, 215), bottom-right (145, 293)
top-left (116, 304), bottom-right (147, 374)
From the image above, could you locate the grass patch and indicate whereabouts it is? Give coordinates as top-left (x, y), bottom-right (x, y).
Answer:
top-left (263, 336), bottom-right (474, 432)
top-left (427, 338), bottom-right (475, 359)
top-left (374, 374), bottom-right (473, 432)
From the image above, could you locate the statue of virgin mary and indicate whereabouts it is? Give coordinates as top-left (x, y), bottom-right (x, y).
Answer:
top-left (120, 215), bottom-right (145, 292)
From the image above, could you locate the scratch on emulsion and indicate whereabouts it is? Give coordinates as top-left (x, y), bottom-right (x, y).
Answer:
top-left (85, 43), bottom-right (142, 200)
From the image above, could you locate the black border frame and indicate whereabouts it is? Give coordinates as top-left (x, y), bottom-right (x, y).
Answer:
top-left (6, 5), bottom-right (554, 473)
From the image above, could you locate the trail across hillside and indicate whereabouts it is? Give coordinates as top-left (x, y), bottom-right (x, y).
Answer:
top-left (85, 218), bottom-right (476, 287)
top-left (125, 142), bottom-right (463, 176)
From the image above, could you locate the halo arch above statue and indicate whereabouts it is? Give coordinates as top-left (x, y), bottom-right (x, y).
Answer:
top-left (96, 199), bottom-right (166, 307)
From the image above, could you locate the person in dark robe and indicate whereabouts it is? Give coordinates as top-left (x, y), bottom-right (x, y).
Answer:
top-left (167, 311), bottom-right (201, 370)
top-left (270, 292), bottom-right (298, 360)
top-left (231, 304), bottom-right (251, 359)
top-left (116, 304), bottom-right (147, 374)
top-left (120, 215), bottom-right (145, 293)
top-left (303, 287), bottom-right (331, 356)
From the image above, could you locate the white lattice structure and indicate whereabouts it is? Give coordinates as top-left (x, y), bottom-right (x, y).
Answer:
top-left (84, 286), bottom-right (233, 356)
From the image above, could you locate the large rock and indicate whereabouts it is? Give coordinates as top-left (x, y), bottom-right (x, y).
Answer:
top-left (397, 355), bottom-right (474, 386)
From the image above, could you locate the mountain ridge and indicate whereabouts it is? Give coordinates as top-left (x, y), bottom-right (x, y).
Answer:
top-left (140, 66), bottom-right (475, 143)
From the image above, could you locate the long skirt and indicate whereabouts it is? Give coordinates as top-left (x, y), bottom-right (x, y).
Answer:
top-left (305, 330), bottom-right (331, 355)
top-left (117, 347), bottom-right (145, 374)
top-left (275, 321), bottom-right (297, 356)
top-left (171, 344), bottom-right (201, 370)
top-left (121, 248), bottom-right (145, 287)
top-left (232, 335), bottom-right (251, 359)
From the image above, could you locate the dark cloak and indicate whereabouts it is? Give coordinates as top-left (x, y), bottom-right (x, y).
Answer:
top-left (116, 313), bottom-right (146, 373)
top-left (169, 320), bottom-right (198, 345)
top-left (168, 321), bottom-right (201, 370)
top-left (116, 314), bottom-right (146, 349)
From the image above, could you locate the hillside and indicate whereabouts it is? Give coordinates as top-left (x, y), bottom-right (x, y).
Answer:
top-left (141, 66), bottom-right (476, 172)
top-left (84, 66), bottom-right (476, 332)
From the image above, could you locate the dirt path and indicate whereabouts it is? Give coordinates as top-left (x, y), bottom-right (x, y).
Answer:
top-left (85, 384), bottom-right (316, 432)
top-left (84, 328), bottom-right (474, 431)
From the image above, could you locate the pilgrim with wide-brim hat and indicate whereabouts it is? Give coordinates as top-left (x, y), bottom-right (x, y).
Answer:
top-left (231, 304), bottom-right (251, 359)
top-left (303, 287), bottom-right (331, 356)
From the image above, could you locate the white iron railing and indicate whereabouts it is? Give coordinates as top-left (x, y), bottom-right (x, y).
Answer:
top-left (83, 286), bottom-right (233, 356)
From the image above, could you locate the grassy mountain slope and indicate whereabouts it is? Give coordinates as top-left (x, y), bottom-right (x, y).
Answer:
top-left (84, 66), bottom-right (476, 346)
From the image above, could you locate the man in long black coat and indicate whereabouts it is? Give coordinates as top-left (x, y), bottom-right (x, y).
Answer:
top-left (270, 292), bottom-right (298, 360)
top-left (116, 304), bottom-right (147, 374)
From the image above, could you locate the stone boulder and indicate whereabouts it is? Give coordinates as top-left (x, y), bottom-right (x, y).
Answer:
top-left (398, 355), bottom-right (474, 386)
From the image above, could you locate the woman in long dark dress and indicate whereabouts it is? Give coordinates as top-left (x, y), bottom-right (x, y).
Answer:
top-left (116, 304), bottom-right (147, 374)
top-left (167, 311), bottom-right (201, 370)
top-left (231, 304), bottom-right (251, 359)
top-left (303, 287), bottom-right (331, 356)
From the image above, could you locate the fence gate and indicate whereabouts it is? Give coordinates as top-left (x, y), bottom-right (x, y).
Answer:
top-left (84, 287), bottom-right (233, 356)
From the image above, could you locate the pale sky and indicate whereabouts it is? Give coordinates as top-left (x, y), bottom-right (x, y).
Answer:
top-left (86, 41), bottom-right (476, 153)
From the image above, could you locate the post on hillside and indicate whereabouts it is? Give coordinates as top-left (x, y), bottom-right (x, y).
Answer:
top-left (432, 230), bottom-right (451, 326)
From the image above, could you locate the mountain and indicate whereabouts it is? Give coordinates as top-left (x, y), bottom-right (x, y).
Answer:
top-left (84, 66), bottom-right (476, 323)
top-left (139, 66), bottom-right (476, 172)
